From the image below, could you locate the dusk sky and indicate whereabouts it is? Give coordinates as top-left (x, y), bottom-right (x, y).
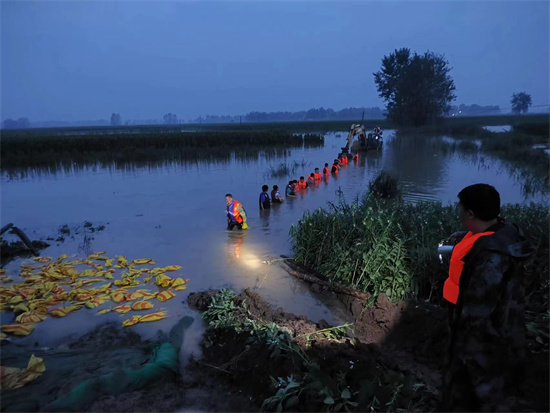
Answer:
top-left (1, 1), bottom-right (548, 122)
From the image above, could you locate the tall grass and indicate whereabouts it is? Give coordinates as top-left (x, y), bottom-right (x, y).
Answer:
top-left (265, 159), bottom-right (312, 179)
top-left (265, 162), bottom-right (298, 179)
top-left (1, 130), bottom-right (322, 171)
top-left (290, 174), bottom-right (549, 304)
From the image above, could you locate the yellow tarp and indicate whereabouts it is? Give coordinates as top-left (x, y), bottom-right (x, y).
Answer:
top-left (0, 355), bottom-right (46, 390)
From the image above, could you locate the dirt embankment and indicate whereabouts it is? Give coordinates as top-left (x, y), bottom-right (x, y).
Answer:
top-left (2, 276), bottom-right (546, 412)
top-left (187, 288), bottom-right (448, 412)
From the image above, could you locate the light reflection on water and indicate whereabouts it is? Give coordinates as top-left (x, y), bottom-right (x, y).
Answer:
top-left (0, 131), bottom-right (547, 358)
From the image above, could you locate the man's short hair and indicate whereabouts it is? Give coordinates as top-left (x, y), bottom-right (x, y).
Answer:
top-left (458, 184), bottom-right (500, 221)
top-left (225, 193), bottom-right (232, 198)
top-left (273, 185), bottom-right (278, 189)
top-left (262, 185), bottom-right (268, 191)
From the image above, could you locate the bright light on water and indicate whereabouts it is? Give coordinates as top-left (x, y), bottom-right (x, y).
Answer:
top-left (241, 253), bottom-right (261, 269)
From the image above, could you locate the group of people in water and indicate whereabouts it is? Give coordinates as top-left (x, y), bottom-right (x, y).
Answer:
top-left (225, 150), bottom-right (360, 230)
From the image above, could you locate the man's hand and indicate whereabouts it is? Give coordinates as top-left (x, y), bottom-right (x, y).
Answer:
top-left (448, 231), bottom-right (468, 245)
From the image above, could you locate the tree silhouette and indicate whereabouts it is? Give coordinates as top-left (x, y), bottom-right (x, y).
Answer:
top-left (374, 48), bottom-right (456, 126)
top-left (510, 92), bottom-right (532, 115)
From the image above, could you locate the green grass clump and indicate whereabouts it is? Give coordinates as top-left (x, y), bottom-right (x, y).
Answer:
top-left (367, 171), bottom-right (403, 201)
top-left (290, 173), bottom-right (549, 304)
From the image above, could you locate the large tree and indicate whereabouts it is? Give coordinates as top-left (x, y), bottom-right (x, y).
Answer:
top-left (374, 48), bottom-right (456, 126)
top-left (510, 92), bottom-right (532, 114)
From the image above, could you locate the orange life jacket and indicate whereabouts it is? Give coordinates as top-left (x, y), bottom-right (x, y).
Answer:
top-left (331, 164), bottom-right (339, 173)
top-left (322, 167), bottom-right (329, 175)
top-left (298, 181), bottom-right (307, 189)
top-left (293, 183), bottom-right (300, 192)
top-left (443, 230), bottom-right (495, 304)
top-left (353, 154), bottom-right (359, 161)
top-left (307, 176), bottom-right (315, 184)
top-left (342, 156), bottom-right (348, 165)
top-left (314, 172), bottom-right (322, 180)
top-left (227, 200), bottom-right (244, 224)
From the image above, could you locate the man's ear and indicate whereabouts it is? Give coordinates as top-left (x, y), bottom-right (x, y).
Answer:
top-left (465, 209), bottom-right (475, 220)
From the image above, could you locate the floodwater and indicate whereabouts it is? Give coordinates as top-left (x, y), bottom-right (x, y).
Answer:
top-left (1, 131), bottom-right (547, 362)
top-left (482, 125), bottom-right (512, 133)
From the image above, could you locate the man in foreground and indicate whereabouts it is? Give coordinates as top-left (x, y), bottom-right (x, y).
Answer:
top-left (441, 183), bottom-right (533, 411)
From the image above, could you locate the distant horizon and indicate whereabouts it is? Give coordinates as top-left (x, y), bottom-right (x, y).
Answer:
top-left (2, 103), bottom-right (549, 130)
top-left (2, 100), bottom-right (549, 126)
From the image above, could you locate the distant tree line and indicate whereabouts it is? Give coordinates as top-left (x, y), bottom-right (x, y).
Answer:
top-left (192, 107), bottom-right (384, 124)
top-left (447, 104), bottom-right (501, 116)
top-left (2, 117), bottom-right (30, 129)
top-left (110, 113), bottom-right (122, 126)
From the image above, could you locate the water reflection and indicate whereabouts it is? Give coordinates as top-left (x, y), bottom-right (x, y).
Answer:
top-left (225, 230), bottom-right (248, 263)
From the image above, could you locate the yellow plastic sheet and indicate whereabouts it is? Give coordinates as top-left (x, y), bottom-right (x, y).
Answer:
top-left (1, 324), bottom-right (35, 336)
top-left (133, 259), bottom-right (155, 265)
top-left (131, 301), bottom-right (154, 311)
top-left (156, 290), bottom-right (175, 302)
top-left (0, 355), bottom-right (46, 390)
top-left (0, 253), bottom-right (188, 337)
top-left (112, 304), bottom-right (131, 314)
top-left (155, 274), bottom-right (172, 288)
top-left (122, 316), bottom-right (142, 327)
top-left (49, 305), bottom-right (82, 318)
top-left (139, 311), bottom-right (167, 323)
top-left (16, 311), bottom-right (47, 324)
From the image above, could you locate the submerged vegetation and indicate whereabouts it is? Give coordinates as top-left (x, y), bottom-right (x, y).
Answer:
top-left (290, 173), bottom-right (549, 304)
top-left (0, 130), bottom-right (323, 172)
top-left (391, 119), bottom-right (550, 197)
top-left (265, 159), bottom-right (311, 179)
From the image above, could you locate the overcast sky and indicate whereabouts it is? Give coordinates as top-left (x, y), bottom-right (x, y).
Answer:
top-left (1, 1), bottom-right (548, 122)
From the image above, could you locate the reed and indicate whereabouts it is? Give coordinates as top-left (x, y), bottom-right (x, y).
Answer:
top-left (290, 173), bottom-right (549, 304)
top-left (1, 130), bottom-right (322, 171)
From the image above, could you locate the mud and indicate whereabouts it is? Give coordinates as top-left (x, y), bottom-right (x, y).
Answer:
top-left (0, 239), bottom-right (49, 264)
top-left (1, 285), bottom-right (546, 412)
top-left (187, 288), bottom-right (548, 412)
top-left (187, 289), bottom-right (447, 411)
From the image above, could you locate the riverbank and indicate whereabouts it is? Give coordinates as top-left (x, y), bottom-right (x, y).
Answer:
top-left (2, 281), bottom-right (547, 412)
top-left (290, 192), bottom-right (548, 303)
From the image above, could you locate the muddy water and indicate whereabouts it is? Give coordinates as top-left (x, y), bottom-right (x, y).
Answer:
top-left (1, 131), bottom-right (547, 362)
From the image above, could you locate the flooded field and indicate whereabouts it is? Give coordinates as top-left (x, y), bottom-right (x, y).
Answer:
top-left (1, 131), bottom-right (547, 364)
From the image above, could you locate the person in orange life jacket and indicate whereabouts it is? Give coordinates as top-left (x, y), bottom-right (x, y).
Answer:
top-left (259, 185), bottom-right (271, 210)
top-left (314, 168), bottom-right (322, 180)
top-left (331, 159), bottom-right (340, 174)
top-left (440, 184), bottom-right (533, 412)
top-left (307, 173), bottom-right (315, 185)
top-left (322, 163), bottom-right (330, 176)
top-left (271, 185), bottom-right (284, 203)
top-left (225, 193), bottom-right (248, 230)
top-left (285, 181), bottom-right (296, 197)
top-left (352, 153), bottom-right (359, 162)
top-left (298, 176), bottom-right (308, 189)
top-left (292, 180), bottom-right (300, 192)
top-left (339, 153), bottom-right (347, 165)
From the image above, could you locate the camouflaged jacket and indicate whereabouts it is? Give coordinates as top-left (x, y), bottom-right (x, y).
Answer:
top-left (442, 220), bottom-right (533, 412)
